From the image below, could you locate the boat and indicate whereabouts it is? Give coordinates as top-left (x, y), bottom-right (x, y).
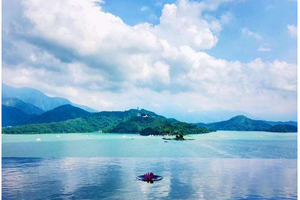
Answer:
top-left (162, 135), bottom-right (194, 141)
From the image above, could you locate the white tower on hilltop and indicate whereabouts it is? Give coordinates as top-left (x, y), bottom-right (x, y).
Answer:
top-left (137, 107), bottom-right (141, 117)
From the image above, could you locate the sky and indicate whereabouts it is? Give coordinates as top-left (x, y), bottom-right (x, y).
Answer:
top-left (2, 0), bottom-right (298, 123)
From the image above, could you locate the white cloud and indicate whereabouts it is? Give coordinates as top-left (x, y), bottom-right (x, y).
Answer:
top-left (208, 20), bottom-right (222, 32)
top-left (257, 47), bottom-right (271, 52)
top-left (2, 0), bottom-right (297, 121)
top-left (287, 25), bottom-right (297, 38)
top-left (242, 28), bottom-right (262, 40)
top-left (154, 0), bottom-right (218, 50)
top-left (204, 12), bottom-right (232, 33)
top-left (141, 6), bottom-right (149, 12)
top-left (220, 12), bottom-right (232, 24)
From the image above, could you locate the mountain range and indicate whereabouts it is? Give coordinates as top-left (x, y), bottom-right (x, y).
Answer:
top-left (2, 105), bottom-right (33, 127)
top-left (2, 106), bottom-right (297, 134)
top-left (2, 84), bottom-right (97, 112)
top-left (2, 104), bottom-right (92, 127)
top-left (1, 84), bottom-right (297, 134)
top-left (2, 98), bottom-right (44, 115)
top-left (2, 108), bottom-right (211, 135)
top-left (195, 115), bottom-right (297, 132)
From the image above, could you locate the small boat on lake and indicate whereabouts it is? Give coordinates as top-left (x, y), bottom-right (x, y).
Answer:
top-left (163, 135), bottom-right (194, 141)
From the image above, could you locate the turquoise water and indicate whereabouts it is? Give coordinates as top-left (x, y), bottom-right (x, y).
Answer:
top-left (2, 131), bottom-right (297, 158)
top-left (2, 131), bottom-right (297, 200)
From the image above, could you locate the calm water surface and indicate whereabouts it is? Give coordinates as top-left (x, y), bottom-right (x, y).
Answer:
top-left (2, 131), bottom-right (297, 158)
top-left (2, 131), bottom-right (297, 200)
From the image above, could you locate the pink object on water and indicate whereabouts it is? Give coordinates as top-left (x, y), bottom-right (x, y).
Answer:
top-left (137, 172), bottom-right (163, 183)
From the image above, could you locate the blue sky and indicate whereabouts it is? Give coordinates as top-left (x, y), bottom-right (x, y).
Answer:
top-left (102, 0), bottom-right (297, 63)
top-left (2, 0), bottom-right (298, 122)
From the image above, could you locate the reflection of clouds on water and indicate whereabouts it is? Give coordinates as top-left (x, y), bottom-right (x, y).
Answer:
top-left (166, 159), bottom-right (297, 200)
top-left (2, 158), bottom-right (297, 200)
top-left (138, 175), bottom-right (171, 199)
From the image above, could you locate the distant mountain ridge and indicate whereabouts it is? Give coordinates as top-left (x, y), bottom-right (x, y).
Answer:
top-left (2, 105), bottom-right (33, 127)
top-left (2, 109), bottom-right (212, 135)
top-left (2, 109), bottom-right (155, 134)
top-left (262, 120), bottom-right (297, 127)
top-left (195, 115), bottom-right (297, 133)
top-left (2, 104), bottom-right (92, 127)
top-left (2, 84), bottom-right (97, 112)
top-left (2, 98), bottom-right (44, 115)
top-left (28, 104), bottom-right (91, 124)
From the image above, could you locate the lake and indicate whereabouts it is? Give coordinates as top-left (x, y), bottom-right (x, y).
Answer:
top-left (2, 131), bottom-right (297, 199)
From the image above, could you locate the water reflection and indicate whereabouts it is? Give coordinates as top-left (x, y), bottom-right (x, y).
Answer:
top-left (2, 158), bottom-right (297, 200)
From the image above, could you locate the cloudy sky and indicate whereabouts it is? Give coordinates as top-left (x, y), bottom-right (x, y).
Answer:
top-left (2, 0), bottom-right (297, 122)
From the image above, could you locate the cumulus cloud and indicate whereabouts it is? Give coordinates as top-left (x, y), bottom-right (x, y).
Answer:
top-left (287, 25), bottom-right (297, 38)
top-left (204, 12), bottom-right (232, 33)
top-left (154, 0), bottom-right (218, 50)
top-left (2, 0), bottom-right (297, 121)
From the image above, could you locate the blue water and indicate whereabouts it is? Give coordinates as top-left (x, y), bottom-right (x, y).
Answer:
top-left (2, 131), bottom-right (298, 200)
top-left (2, 131), bottom-right (297, 158)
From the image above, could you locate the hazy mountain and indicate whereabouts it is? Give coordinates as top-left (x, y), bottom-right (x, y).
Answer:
top-left (28, 104), bottom-right (91, 124)
top-left (2, 84), bottom-right (97, 112)
top-left (2, 104), bottom-right (92, 127)
top-left (195, 115), bottom-right (297, 132)
top-left (2, 105), bottom-right (32, 127)
top-left (263, 121), bottom-right (297, 127)
top-left (73, 103), bottom-right (98, 113)
top-left (3, 84), bottom-right (71, 111)
top-left (197, 115), bottom-right (271, 131)
top-left (2, 98), bottom-right (44, 115)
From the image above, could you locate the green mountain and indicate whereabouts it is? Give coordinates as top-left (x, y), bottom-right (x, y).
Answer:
top-left (2, 84), bottom-right (97, 112)
top-left (268, 125), bottom-right (297, 133)
top-left (2, 109), bottom-right (211, 135)
top-left (2, 104), bottom-right (92, 127)
top-left (196, 115), bottom-right (297, 132)
top-left (198, 115), bottom-right (271, 131)
top-left (2, 98), bottom-right (44, 115)
top-left (28, 104), bottom-right (91, 124)
top-left (107, 115), bottom-right (210, 135)
top-left (2, 105), bottom-right (32, 127)
top-left (263, 120), bottom-right (297, 127)
top-left (2, 109), bottom-right (141, 134)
